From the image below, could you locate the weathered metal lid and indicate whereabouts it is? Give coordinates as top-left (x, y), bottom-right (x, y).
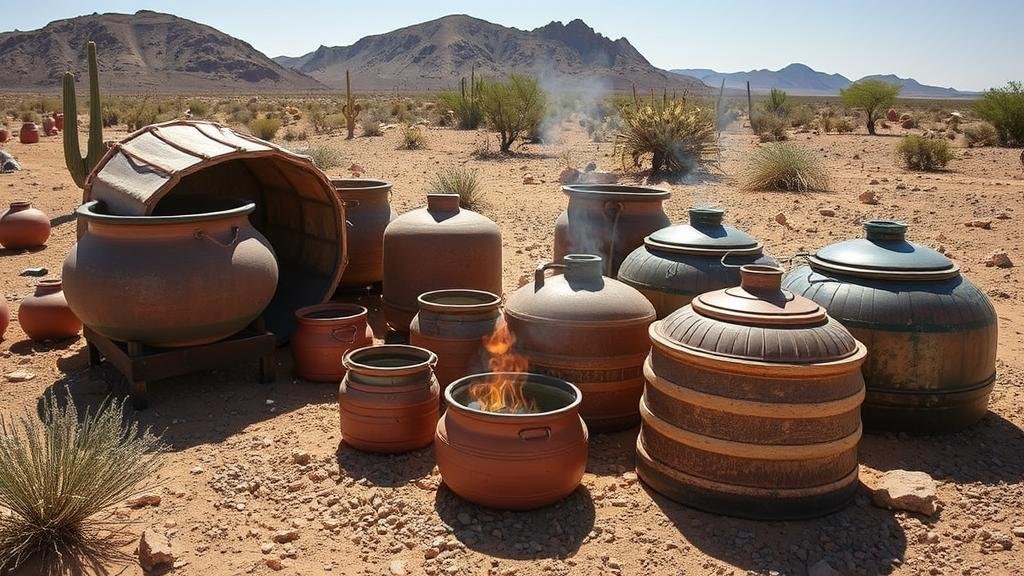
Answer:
top-left (645, 207), bottom-right (762, 255)
top-left (809, 220), bottom-right (958, 280)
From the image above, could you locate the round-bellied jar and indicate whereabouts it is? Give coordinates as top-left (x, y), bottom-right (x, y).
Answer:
top-left (638, 265), bottom-right (867, 519)
top-left (18, 278), bottom-right (82, 341)
top-left (618, 207), bottom-right (777, 318)
top-left (19, 122), bottom-right (39, 144)
top-left (782, 220), bottom-right (997, 433)
top-left (292, 303), bottom-right (373, 382)
top-left (410, 289), bottom-right (503, 390)
top-left (0, 202), bottom-right (51, 249)
top-left (331, 179), bottom-right (396, 290)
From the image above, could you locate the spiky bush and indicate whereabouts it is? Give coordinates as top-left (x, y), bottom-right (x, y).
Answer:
top-left (964, 122), bottom-right (999, 147)
top-left (751, 114), bottom-right (789, 142)
top-left (833, 117), bottom-right (855, 133)
top-left (400, 125), bottom-right (427, 150)
top-left (0, 390), bottom-right (165, 572)
top-left (427, 166), bottom-right (482, 209)
top-left (292, 144), bottom-right (342, 170)
top-left (896, 135), bottom-right (953, 171)
top-left (740, 142), bottom-right (830, 192)
top-left (249, 116), bottom-right (281, 140)
top-left (758, 88), bottom-right (792, 118)
top-left (479, 74), bottom-right (547, 153)
top-left (361, 115), bottom-right (382, 137)
top-left (436, 74), bottom-right (484, 130)
top-left (974, 81), bottom-right (1024, 146)
top-left (618, 94), bottom-right (719, 176)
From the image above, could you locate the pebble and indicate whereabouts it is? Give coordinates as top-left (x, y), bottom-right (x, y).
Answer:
top-left (858, 190), bottom-right (880, 205)
top-left (390, 559), bottom-right (408, 575)
top-left (126, 493), bottom-right (161, 508)
top-left (869, 469), bottom-right (938, 516)
top-left (137, 529), bottom-right (175, 571)
top-left (272, 529), bottom-right (300, 543)
top-left (819, 208), bottom-right (836, 217)
top-left (265, 558), bottom-right (284, 571)
top-left (5, 371), bottom-right (35, 382)
top-left (985, 250), bottom-right (1013, 268)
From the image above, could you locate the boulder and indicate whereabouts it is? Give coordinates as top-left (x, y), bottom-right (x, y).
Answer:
top-left (869, 469), bottom-right (938, 516)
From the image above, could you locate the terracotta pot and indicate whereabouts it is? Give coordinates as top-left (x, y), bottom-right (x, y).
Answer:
top-left (19, 122), bottom-right (39, 144)
top-left (42, 116), bottom-right (56, 136)
top-left (18, 278), bottom-right (82, 341)
top-left (410, 289), bottom-right (503, 390)
top-left (292, 303), bottom-right (373, 382)
top-left (383, 194), bottom-right (502, 332)
top-left (554, 184), bottom-right (671, 277)
top-left (339, 345), bottom-right (440, 453)
top-left (0, 126), bottom-right (9, 143)
top-left (886, 108), bottom-right (900, 123)
top-left (436, 372), bottom-right (588, 510)
top-left (0, 297), bottom-right (9, 341)
top-left (0, 202), bottom-right (51, 249)
top-left (504, 254), bottom-right (655, 432)
top-left (331, 179), bottom-right (396, 289)
top-left (63, 199), bottom-right (278, 347)
top-left (782, 220), bottom-right (997, 433)
top-left (638, 265), bottom-right (867, 519)
top-left (54, 113), bottom-right (64, 132)
top-left (618, 207), bottom-right (777, 318)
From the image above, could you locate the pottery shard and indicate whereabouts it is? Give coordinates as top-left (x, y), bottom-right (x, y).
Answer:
top-left (576, 171), bottom-right (618, 185)
top-left (138, 529), bottom-right (175, 571)
top-left (869, 469), bottom-right (938, 516)
top-left (858, 190), bottom-right (879, 205)
top-left (986, 250), bottom-right (1013, 268)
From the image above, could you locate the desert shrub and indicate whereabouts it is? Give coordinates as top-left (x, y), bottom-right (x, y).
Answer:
top-left (479, 74), bottom-right (547, 153)
top-left (186, 99), bottom-right (212, 119)
top-left (282, 127), bottom-right (308, 142)
top-left (751, 113), bottom-right (789, 141)
top-left (292, 144), bottom-right (342, 170)
top-left (896, 135), bottom-right (953, 170)
top-left (964, 122), bottom-right (999, 147)
top-left (789, 105), bottom-right (816, 128)
top-left (974, 81), bottom-right (1024, 146)
top-left (840, 79), bottom-right (901, 135)
top-left (249, 116), bottom-right (281, 140)
top-left (19, 110), bottom-right (40, 123)
top-left (427, 166), bottom-right (482, 209)
top-left (400, 125), bottom-right (427, 149)
top-left (0, 389), bottom-right (164, 572)
top-left (361, 115), bottom-right (382, 137)
top-left (833, 117), bottom-right (855, 133)
top-left (618, 94), bottom-right (719, 176)
top-left (816, 114), bottom-right (834, 133)
top-left (740, 142), bottom-right (829, 192)
top-left (758, 88), bottom-right (792, 118)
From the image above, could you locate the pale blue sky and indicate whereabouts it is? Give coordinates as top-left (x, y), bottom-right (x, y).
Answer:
top-left (8, 1), bottom-right (1021, 91)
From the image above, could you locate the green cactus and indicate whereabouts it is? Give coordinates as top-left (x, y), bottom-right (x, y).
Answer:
top-left (341, 69), bottom-right (362, 140)
top-left (63, 41), bottom-right (105, 189)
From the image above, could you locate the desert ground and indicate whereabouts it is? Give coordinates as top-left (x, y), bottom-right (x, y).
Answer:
top-left (2, 111), bottom-right (1024, 576)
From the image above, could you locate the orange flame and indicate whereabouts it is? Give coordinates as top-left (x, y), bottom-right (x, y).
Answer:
top-left (468, 323), bottom-right (538, 413)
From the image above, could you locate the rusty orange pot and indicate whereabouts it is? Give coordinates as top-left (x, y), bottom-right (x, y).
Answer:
top-left (18, 278), bottom-right (82, 341)
top-left (435, 372), bottom-right (588, 510)
top-left (19, 122), bottom-right (39, 144)
top-left (292, 303), bottom-right (373, 382)
top-left (331, 179), bottom-right (395, 289)
top-left (339, 345), bottom-right (440, 453)
top-left (0, 202), bottom-right (51, 249)
top-left (410, 289), bottom-right (503, 390)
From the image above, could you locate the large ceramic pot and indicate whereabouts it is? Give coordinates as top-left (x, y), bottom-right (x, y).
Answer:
top-left (292, 303), bottom-right (373, 382)
top-left (554, 184), bottom-right (671, 277)
top-left (504, 254), bottom-right (656, 432)
top-left (18, 278), bottom-right (82, 341)
top-left (63, 200), bottom-right (278, 347)
top-left (436, 372), bottom-right (588, 510)
top-left (0, 202), bottom-right (51, 249)
top-left (782, 220), bottom-right (998, 433)
top-left (638, 265), bottom-right (867, 519)
top-left (410, 289), bottom-right (503, 391)
top-left (383, 194), bottom-right (502, 332)
top-left (331, 179), bottom-right (395, 290)
top-left (19, 122), bottom-right (39, 144)
top-left (339, 345), bottom-right (440, 453)
top-left (618, 207), bottom-right (777, 318)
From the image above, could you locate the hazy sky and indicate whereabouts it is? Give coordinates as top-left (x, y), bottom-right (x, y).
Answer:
top-left (7, 0), bottom-right (1021, 91)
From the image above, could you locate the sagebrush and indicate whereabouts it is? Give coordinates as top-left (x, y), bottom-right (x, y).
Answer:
top-left (740, 142), bottom-right (830, 192)
top-left (618, 93), bottom-right (719, 176)
top-left (964, 122), bottom-right (999, 147)
top-left (293, 144), bottom-right (343, 170)
top-left (896, 135), bottom-right (953, 171)
top-left (400, 125), bottom-right (427, 150)
top-left (249, 116), bottom-right (281, 140)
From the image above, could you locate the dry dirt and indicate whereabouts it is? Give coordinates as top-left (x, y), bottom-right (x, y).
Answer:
top-left (2, 119), bottom-right (1024, 576)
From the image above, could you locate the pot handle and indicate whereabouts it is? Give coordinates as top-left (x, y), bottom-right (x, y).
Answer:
top-left (331, 326), bottom-right (359, 343)
top-left (194, 226), bottom-right (240, 248)
top-left (534, 261), bottom-right (565, 289)
top-left (342, 199), bottom-right (361, 208)
top-left (518, 427), bottom-right (551, 441)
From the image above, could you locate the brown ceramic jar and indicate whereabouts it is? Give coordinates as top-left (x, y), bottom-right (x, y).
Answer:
top-left (410, 289), bottom-right (503, 391)
top-left (0, 202), bottom-right (51, 249)
top-left (435, 372), bottom-right (588, 510)
top-left (18, 278), bottom-right (82, 341)
top-left (0, 297), bottom-right (9, 341)
top-left (19, 122), bottom-right (39, 144)
top-left (554, 184), bottom-right (671, 276)
top-left (331, 179), bottom-right (396, 289)
top-left (292, 303), bottom-right (373, 382)
top-left (383, 194), bottom-right (502, 332)
top-left (339, 345), bottom-right (440, 453)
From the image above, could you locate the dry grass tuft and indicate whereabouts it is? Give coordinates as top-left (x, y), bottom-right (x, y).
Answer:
top-left (740, 142), bottom-right (830, 192)
top-left (427, 166), bottom-right (483, 209)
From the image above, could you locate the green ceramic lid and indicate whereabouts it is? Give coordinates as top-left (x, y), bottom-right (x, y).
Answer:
top-left (645, 207), bottom-right (762, 256)
top-left (810, 220), bottom-right (959, 280)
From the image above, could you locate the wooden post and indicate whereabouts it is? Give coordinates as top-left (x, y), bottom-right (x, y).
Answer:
top-left (747, 81), bottom-right (753, 123)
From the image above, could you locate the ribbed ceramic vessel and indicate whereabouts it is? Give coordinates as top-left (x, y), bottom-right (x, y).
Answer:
top-left (18, 278), bottom-right (82, 341)
top-left (332, 179), bottom-right (395, 289)
top-left (292, 303), bottom-right (373, 382)
top-left (410, 289), bottom-right (503, 390)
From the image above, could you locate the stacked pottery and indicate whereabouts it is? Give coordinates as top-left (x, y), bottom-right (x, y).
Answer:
top-left (383, 194), bottom-right (501, 332)
top-left (19, 122), bottom-right (39, 144)
top-left (782, 220), bottom-right (997, 432)
top-left (638, 265), bottom-right (867, 519)
top-left (339, 345), bottom-right (440, 453)
top-left (331, 179), bottom-right (395, 290)
top-left (292, 304), bottom-right (373, 382)
top-left (18, 278), bottom-right (82, 341)
top-left (410, 289), bottom-right (503, 390)
top-left (504, 254), bottom-right (656, 432)
top-left (618, 207), bottom-right (777, 318)
top-left (0, 202), bottom-right (51, 249)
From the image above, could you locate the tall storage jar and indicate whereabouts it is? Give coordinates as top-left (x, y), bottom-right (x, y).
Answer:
top-left (410, 289), bottom-right (503, 391)
top-left (331, 179), bottom-right (395, 290)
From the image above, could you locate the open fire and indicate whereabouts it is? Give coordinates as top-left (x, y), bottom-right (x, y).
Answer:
top-left (467, 323), bottom-right (539, 413)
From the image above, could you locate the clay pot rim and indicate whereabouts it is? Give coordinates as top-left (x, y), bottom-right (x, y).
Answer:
top-left (343, 344), bottom-right (438, 375)
top-left (35, 277), bottom-right (63, 289)
top-left (445, 372), bottom-right (582, 420)
top-left (7, 201), bottom-right (32, 210)
top-left (417, 289), bottom-right (501, 313)
top-left (330, 178), bottom-right (392, 191)
top-left (562, 184), bottom-right (671, 201)
top-left (77, 200), bottom-right (255, 226)
top-left (295, 303), bottom-right (367, 324)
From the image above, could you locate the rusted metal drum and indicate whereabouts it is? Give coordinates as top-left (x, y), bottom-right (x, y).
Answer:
top-left (618, 207), bottom-right (777, 318)
top-left (410, 289), bottom-right (503, 391)
top-left (782, 220), bottom-right (998, 433)
top-left (435, 372), bottom-right (588, 510)
top-left (339, 345), bottom-right (440, 453)
top-left (554, 185), bottom-right (670, 277)
top-left (331, 179), bottom-right (395, 290)
top-left (291, 303), bottom-right (373, 382)
top-left (638, 265), bottom-right (867, 519)
top-left (504, 254), bottom-right (656, 432)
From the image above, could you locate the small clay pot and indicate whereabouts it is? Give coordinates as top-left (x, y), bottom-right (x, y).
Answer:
top-left (339, 345), bottom-right (439, 453)
top-left (19, 122), bottom-right (39, 144)
top-left (18, 278), bottom-right (82, 341)
top-left (0, 202), bottom-right (51, 249)
top-left (292, 303), bottom-right (373, 382)
top-left (410, 289), bottom-right (503, 390)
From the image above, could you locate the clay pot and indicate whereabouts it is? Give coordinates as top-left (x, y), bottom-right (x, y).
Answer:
top-left (554, 184), bottom-right (671, 277)
top-left (782, 220), bottom-right (997, 433)
top-left (339, 345), bottom-right (440, 453)
top-left (19, 122), bottom-right (39, 144)
top-left (410, 289), bottom-right (503, 390)
top-left (436, 372), bottom-right (588, 510)
top-left (292, 303), bottom-right (373, 382)
top-left (0, 297), bottom-right (9, 341)
top-left (0, 202), bottom-right (51, 249)
top-left (331, 179), bottom-right (396, 289)
top-left (383, 194), bottom-right (502, 332)
top-left (618, 207), bottom-right (778, 318)
top-left (0, 126), bottom-right (9, 143)
top-left (638, 265), bottom-right (867, 519)
top-left (42, 116), bottom-right (56, 136)
top-left (18, 278), bottom-right (82, 341)
top-left (504, 254), bottom-right (655, 432)
top-left (63, 199), bottom-right (278, 347)
top-left (54, 113), bottom-right (64, 132)
top-left (886, 108), bottom-right (900, 123)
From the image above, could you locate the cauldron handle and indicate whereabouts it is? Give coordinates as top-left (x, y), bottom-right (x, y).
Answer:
top-left (194, 226), bottom-right (240, 248)
top-left (534, 261), bottom-right (566, 289)
top-left (518, 427), bottom-right (551, 441)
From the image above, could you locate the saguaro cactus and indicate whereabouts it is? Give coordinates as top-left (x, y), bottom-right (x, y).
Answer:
top-left (342, 69), bottom-right (361, 140)
top-left (63, 41), bottom-right (105, 189)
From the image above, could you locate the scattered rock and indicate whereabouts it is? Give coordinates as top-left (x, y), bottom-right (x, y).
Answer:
top-left (584, 161), bottom-right (597, 172)
top-left (869, 179), bottom-right (880, 185)
top-left (348, 163), bottom-right (365, 176)
top-left (390, 559), bottom-right (408, 575)
top-left (964, 219), bottom-right (992, 229)
top-left (137, 529), bottom-right (175, 571)
top-left (808, 559), bottom-right (842, 576)
top-left (774, 213), bottom-right (789, 226)
top-left (986, 250), bottom-right (1013, 268)
top-left (265, 558), bottom-right (284, 571)
top-left (260, 542), bottom-right (275, 554)
top-left (5, 371), bottom-right (35, 382)
top-left (869, 469), bottom-right (938, 516)
top-left (859, 190), bottom-right (879, 205)
top-left (126, 493), bottom-right (161, 508)
top-left (522, 173), bottom-right (542, 185)
top-left (576, 170), bottom-right (618, 185)
top-left (290, 450), bottom-right (310, 465)
top-left (819, 208), bottom-right (836, 217)
top-left (558, 167), bottom-right (580, 184)
top-left (996, 212), bottom-right (1011, 220)
top-left (272, 529), bottom-right (300, 544)
top-left (1011, 527), bottom-right (1024, 538)
top-left (19, 267), bottom-right (48, 277)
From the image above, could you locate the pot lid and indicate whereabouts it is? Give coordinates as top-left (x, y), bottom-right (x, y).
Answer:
top-left (810, 220), bottom-right (958, 280)
top-left (645, 207), bottom-right (762, 255)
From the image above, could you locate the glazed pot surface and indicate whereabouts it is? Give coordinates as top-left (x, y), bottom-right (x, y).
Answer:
top-left (292, 303), bottom-right (373, 382)
top-left (0, 202), bottom-right (51, 249)
top-left (18, 278), bottom-right (81, 341)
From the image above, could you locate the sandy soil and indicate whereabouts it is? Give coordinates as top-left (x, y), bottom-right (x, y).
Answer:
top-left (2, 119), bottom-right (1024, 576)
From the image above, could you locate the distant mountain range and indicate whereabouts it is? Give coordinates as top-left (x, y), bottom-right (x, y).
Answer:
top-left (671, 63), bottom-right (979, 98)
